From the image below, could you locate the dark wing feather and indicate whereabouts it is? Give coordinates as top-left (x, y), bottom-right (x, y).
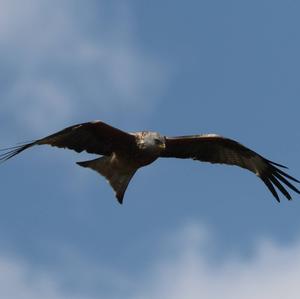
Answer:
top-left (161, 134), bottom-right (300, 202)
top-left (0, 121), bottom-right (137, 163)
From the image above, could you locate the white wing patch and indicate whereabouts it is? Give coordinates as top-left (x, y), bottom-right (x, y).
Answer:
top-left (201, 134), bottom-right (221, 137)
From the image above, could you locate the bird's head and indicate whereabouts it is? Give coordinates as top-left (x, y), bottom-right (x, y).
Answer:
top-left (139, 132), bottom-right (166, 153)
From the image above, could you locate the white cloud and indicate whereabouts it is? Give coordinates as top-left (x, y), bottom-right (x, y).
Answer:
top-left (0, 0), bottom-right (168, 135)
top-left (0, 255), bottom-right (88, 299)
top-left (2, 223), bottom-right (300, 299)
top-left (6, 78), bottom-right (72, 133)
top-left (131, 222), bottom-right (300, 299)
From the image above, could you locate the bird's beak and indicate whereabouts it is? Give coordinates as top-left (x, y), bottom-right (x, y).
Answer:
top-left (159, 143), bottom-right (166, 149)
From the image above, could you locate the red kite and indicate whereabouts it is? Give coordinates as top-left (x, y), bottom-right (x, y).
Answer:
top-left (1, 121), bottom-right (299, 204)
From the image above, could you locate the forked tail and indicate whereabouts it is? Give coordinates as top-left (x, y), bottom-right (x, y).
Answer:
top-left (77, 156), bottom-right (137, 204)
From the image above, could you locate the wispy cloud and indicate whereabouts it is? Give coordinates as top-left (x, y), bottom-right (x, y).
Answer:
top-left (0, 255), bottom-right (88, 299)
top-left (2, 222), bottom-right (300, 298)
top-left (132, 222), bottom-right (300, 299)
top-left (0, 0), bottom-right (168, 136)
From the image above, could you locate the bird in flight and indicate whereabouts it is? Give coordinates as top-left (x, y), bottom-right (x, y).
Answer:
top-left (1, 120), bottom-right (299, 204)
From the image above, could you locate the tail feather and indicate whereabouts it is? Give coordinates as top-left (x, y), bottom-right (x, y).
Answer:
top-left (77, 156), bottom-right (136, 204)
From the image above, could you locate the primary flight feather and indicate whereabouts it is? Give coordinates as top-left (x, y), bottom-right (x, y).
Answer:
top-left (1, 120), bottom-right (299, 204)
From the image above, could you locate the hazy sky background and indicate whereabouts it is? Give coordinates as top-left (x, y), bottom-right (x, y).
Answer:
top-left (1, 0), bottom-right (300, 298)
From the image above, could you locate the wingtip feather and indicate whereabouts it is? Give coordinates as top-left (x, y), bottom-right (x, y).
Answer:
top-left (266, 159), bottom-right (288, 169)
top-left (261, 177), bottom-right (281, 202)
top-left (0, 142), bottom-right (35, 163)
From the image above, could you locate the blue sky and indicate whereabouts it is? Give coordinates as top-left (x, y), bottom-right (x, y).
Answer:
top-left (1, 0), bottom-right (300, 298)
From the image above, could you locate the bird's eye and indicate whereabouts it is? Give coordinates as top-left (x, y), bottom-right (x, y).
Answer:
top-left (154, 139), bottom-right (161, 145)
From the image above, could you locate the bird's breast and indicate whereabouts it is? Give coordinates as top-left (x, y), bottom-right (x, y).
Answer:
top-left (115, 148), bottom-right (158, 169)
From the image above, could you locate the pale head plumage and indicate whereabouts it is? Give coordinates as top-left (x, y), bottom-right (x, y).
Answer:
top-left (135, 131), bottom-right (166, 153)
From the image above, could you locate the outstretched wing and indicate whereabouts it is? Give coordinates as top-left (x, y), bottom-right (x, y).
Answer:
top-left (161, 134), bottom-right (300, 202)
top-left (0, 121), bottom-right (137, 162)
